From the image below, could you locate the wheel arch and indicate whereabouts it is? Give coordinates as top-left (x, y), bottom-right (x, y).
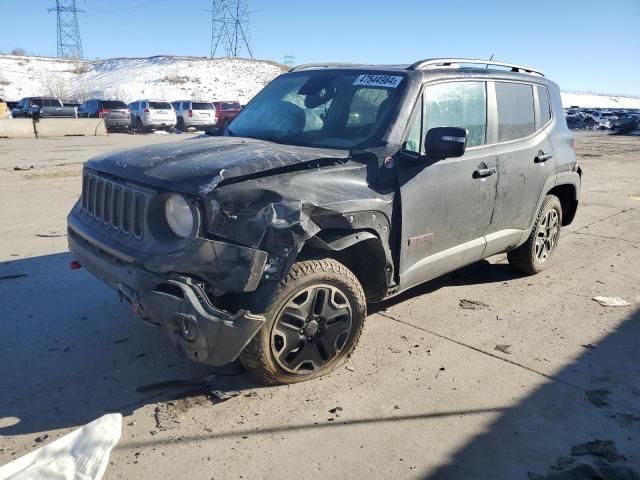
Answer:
top-left (298, 229), bottom-right (391, 302)
top-left (547, 182), bottom-right (578, 226)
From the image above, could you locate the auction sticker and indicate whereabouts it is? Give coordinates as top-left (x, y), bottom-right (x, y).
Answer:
top-left (353, 74), bottom-right (403, 88)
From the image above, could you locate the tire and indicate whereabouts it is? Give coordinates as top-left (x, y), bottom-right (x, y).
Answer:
top-left (508, 194), bottom-right (562, 275)
top-left (240, 259), bottom-right (366, 385)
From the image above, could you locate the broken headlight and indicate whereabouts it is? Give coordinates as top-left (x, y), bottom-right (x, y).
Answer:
top-left (165, 194), bottom-right (194, 238)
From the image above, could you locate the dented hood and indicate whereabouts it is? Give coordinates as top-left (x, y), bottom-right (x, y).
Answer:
top-left (85, 136), bottom-right (350, 195)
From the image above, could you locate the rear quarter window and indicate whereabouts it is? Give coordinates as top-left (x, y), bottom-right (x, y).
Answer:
top-left (496, 82), bottom-right (535, 142)
top-left (536, 85), bottom-right (551, 127)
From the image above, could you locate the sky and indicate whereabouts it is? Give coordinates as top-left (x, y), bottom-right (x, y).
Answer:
top-left (0, 0), bottom-right (638, 96)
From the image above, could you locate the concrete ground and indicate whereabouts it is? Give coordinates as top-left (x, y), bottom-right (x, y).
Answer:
top-left (0, 132), bottom-right (638, 479)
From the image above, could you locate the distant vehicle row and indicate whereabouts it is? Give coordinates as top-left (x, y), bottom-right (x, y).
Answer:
top-left (4, 96), bottom-right (242, 133)
top-left (83, 98), bottom-right (241, 132)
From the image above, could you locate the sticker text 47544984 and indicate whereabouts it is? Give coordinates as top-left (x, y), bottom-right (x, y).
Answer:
top-left (353, 74), bottom-right (404, 88)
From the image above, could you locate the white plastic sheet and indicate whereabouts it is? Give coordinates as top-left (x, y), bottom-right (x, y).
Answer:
top-left (0, 413), bottom-right (122, 480)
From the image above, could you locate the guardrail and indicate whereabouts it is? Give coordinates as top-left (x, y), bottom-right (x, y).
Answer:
top-left (0, 118), bottom-right (108, 138)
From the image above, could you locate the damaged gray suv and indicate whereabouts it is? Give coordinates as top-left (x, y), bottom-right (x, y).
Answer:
top-left (68, 58), bottom-right (581, 384)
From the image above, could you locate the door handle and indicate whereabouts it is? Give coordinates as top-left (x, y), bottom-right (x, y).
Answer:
top-left (473, 167), bottom-right (497, 179)
top-left (535, 151), bottom-right (553, 163)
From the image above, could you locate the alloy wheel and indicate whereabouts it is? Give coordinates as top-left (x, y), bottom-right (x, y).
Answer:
top-left (270, 284), bottom-right (353, 374)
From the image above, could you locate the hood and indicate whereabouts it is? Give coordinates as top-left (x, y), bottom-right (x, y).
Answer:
top-left (85, 136), bottom-right (350, 195)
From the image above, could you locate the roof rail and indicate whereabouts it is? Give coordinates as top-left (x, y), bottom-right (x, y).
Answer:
top-left (408, 58), bottom-right (544, 77)
top-left (289, 62), bottom-right (365, 72)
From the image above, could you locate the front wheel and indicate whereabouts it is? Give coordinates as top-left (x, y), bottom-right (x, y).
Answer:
top-left (240, 259), bottom-right (366, 385)
top-left (508, 194), bottom-right (562, 275)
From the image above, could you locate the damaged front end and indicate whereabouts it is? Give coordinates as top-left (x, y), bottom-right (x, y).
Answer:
top-left (67, 138), bottom-right (387, 366)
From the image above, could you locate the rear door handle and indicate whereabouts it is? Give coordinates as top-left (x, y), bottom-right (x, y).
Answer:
top-left (473, 167), bottom-right (497, 179)
top-left (535, 151), bottom-right (553, 163)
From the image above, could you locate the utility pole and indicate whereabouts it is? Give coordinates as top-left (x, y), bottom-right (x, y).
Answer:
top-left (208, 1), bottom-right (253, 59)
top-left (48, 0), bottom-right (84, 59)
top-left (284, 53), bottom-right (295, 68)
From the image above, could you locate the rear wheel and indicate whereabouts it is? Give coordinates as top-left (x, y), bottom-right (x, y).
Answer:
top-left (508, 195), bottom-right (562, 275)
top-left (240, 259), bottom-right (366, 385)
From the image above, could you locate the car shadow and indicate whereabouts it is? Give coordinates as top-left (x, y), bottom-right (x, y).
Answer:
top-left (371, 258), bottom-right (524, 313)
top-left (0, 252), bottom-right (261, 437)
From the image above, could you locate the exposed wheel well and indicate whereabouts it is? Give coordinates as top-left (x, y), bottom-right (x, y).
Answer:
top-left (298, 235), bottom-right (388, 302)
top-left (547, 184), bottom-right (578, 225)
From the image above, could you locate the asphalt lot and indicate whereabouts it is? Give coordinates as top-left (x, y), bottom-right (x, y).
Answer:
top-left (0, 131), bottom-right (638, 479)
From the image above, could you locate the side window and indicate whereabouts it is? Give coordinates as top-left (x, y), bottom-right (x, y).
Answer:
top-left (496, 82), bottom-right (535, 141)
top-left (536, 85), bottom-right (551, 126)
top-left (424, 81), bottom-right (487, 148)
top-left (403, 96), bottom-right (422, 154)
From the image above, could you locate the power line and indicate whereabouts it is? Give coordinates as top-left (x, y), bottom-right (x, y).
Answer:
top-left (207, 0), bottom-right (253, 59)
top-left (48, 0), bottom-right (84, 59)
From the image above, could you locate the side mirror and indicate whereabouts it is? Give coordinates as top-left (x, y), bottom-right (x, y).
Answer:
top-left (423, 127), bottom-right (467, 161)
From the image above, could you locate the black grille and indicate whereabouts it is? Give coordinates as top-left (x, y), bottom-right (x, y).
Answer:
top-left (81, 172), bottom-right (145, 240)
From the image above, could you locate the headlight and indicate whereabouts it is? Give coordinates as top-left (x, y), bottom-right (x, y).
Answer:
top-left (165, 194), bottom-right (194, 238)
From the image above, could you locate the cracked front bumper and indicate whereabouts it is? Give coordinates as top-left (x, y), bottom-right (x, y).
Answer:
top-left (67, 219), bottom-right (266, 366)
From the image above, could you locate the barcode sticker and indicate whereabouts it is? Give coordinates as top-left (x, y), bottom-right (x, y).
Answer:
top-left (353, 74), bottom-right (404, 88)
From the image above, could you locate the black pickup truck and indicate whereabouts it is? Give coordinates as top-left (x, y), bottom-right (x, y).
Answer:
top-left (11, 97), bottom-right (77, 118)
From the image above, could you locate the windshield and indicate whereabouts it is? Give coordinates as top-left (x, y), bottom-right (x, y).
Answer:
top-left (220, 102), bottom-right (241, 110)
top-left (228, 71), bottom-right (405, 149)
top-left (192, 102), bottom-right (214, 110)
top-left (103, 101), bottom-right (127, 109)
top-left (149, 102), bottom-right (172, 110)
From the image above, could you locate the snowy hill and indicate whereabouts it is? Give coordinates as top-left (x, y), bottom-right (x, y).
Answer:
top-left (0, 54), bottom-right (287, 104)
top-left (1, 54), bottom-right (639, 110)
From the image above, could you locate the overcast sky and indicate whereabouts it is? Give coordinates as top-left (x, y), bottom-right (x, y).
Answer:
top-left (1, 0), bottom-right (638, 96)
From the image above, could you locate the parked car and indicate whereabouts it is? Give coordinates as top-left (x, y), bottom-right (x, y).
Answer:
top-left (68, 58), bottom-right (581, 385)
top-left (128, 99), bottom-right (176, 132)
top-left (11, 96), bottom-right (77, 118)
top-left (591, 111), bottom-right (618, 129)
top-left (212, 100), bottom-right (241, 131)
top-left (172, 100), bottom-right (216, 131)
top-left (78, 99), bottom-right (131, 130)
top-left (6, 101), bottom-right (18, 111)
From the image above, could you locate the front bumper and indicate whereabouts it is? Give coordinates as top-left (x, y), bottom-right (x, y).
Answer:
top-left (67, 217), bottom-right (267, 366)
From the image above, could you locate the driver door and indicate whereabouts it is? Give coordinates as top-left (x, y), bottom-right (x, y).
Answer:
top-left (397, 81), bottom-right (498, 291)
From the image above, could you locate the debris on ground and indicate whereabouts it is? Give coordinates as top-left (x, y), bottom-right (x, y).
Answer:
top-left (0, 273), bottom-right (27, 281)
top-left (581, 343), bottom-right (598, 349)
top-left (586, 389), bottom-right (611, 408)
top-left (210, 390), bottom-right (240, 402)
top-left (13, 165), bottom-right (34, 171)
top-left (34, 434), bottom-right (49, 443)
top-left (0, 414), bottom-right (121, 480)
top-left (571, 440), bottom-right (626, 463)
top-left (113, 338), bottom-right (129, 344)
top-left (592, 296), bottom-right (631, 307)
top-left (35, 231), bottom-right (67, 238)
top-left (494, 344), bottom-right (512, 354)
top-left (328, 407), bottom-right (343, 415)
top-left (528, 440), bottom-right (638, 480)
top-left (345, 365), bottom-right (355, 372)
top-left (458, 299), bottom-right (489, 310)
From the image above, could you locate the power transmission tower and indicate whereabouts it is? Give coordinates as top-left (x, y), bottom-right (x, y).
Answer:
top-left (208, 0), bottom-right (253, 59)
top-left (284, 53), bottom-right (295, 67)
top-left (48, 0), bottom-right (85, 59)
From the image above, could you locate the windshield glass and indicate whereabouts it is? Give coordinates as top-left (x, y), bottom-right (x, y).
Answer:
top-left (103, 101), bottom-right (128, 109)
top-left (228, 71), bottom-right (405, 149)
top-left (192, 102), bottom-right (214, 110)
top-left (220, 102), bottom-right (241, 110)
top-left (149, 102), bottom-right (172, 110)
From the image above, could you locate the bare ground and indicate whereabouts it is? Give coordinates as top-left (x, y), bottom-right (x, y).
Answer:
top-left (0, 131), bottom-right (638, 479)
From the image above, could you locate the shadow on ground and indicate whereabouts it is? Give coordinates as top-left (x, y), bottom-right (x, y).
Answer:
top-left (0, 252), bottom-right (259, 437)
